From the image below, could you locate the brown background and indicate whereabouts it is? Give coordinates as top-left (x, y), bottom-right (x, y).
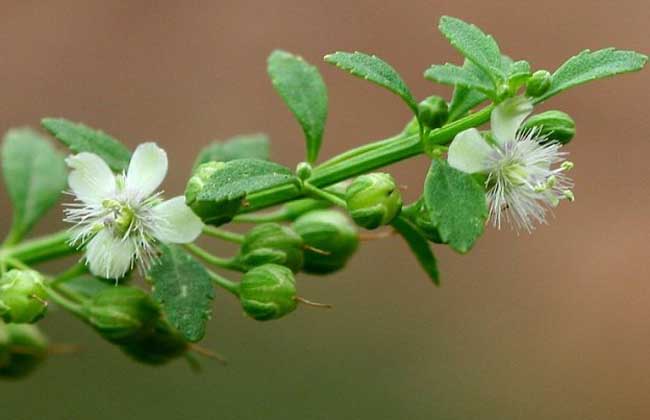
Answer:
top-left (0, 1), bottom-right (649, 419)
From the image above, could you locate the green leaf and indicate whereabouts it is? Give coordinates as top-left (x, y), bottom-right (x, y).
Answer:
top-left (424, 159), bottom-right (487, 253)
top-left (197, 159), bottom-right (298, 204)
top-left (424, 63), bottom-right (494, 95)
top-left (438, 16), bottom-right (504, 81)
top-left (324, 51), bottom-right (417, 113)
top-left (41, 118), bottom-right (131, 171)
top-left (193, 133), bottom-right (270, 171)
top-left (1, 128), bottom-right (67, 244)
top-left (539, 48), bottom-right (648, 100)
top-left (267, 50), bottom-right (328, 163)
top-left (447, 60), bottom-right (492, 121)
top-left (149, 245), bottom-right (214, 342)
top-left (391, 216), bottom-right (439, 285)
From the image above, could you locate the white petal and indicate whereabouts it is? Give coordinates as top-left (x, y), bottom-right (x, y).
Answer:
top-left (150, 196), bottom-right (203, 243)
top-left (125, 142), bottom-right (168, 198)
top-left (447, 128), bottom-right (494, 174)
top-left (85, 229), bottom-right (135, 279)
top-left (491, 96), bottom-right (533, 146)
top-left (66, 153), bottom-right (116, 204)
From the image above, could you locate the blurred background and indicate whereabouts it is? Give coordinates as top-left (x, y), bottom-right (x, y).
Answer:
top-left (0, 1), bottom-right (648, 419)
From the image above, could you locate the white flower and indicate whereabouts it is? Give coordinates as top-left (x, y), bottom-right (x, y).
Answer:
top-left (448, 96), bottom-right (574, 232)
top-left (64, 143), bottom-right (203, 279)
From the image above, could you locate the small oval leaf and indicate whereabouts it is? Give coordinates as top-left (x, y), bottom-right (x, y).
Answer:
top-left (268, 50), bottom-right (328, 163)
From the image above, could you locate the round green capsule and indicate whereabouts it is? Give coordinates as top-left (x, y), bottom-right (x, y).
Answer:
top-left (83, 286), bottom-right (160, 344)
top-left (292, 210), bottom-right (359, 274)
top-left (239, 264), bottom-right (298, 321)
top-left (0, 270), bottom-right (48, 324)
top-left (0, 322), bottom-right (48, 379)
top-left (522, 110), bottom-right (576, 145)
top-left (119, 319), bottom-right (188, 365)
top-left (345, 173), bottom-right (403, 229)
top-left (239, 223), bottom-right (304, 272)
top-left (418, 95), bottom-right (449, 129)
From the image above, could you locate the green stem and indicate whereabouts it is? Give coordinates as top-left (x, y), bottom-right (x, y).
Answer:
top-left (2, 224), bottom-right (23, 248)
top-left (2, 230), bottom-right (77, 265)
top-left (202, 226), bottom-right (245, 244)
top-left (184, 244), bottom-right (244, 272)
top-left (242, 105), bottom-right (494, 214)
top-left (207, 270), bottom-right (240, 296)
top-left (42, 284), bottom-right (86, 318)
top-left (302, 182), bottom-right (347, 208)
top-left (233, 210), bottom-right (292, 223)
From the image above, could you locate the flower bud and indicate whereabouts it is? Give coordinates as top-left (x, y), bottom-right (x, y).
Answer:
top-left (239, 264), bottom-right (298, 321)
top-left (526, 70), bottom-right (552, 98)
top-left (120, 319), bottom-right (188, 365)
top-left (345, 173), bottom-right (402, 229)
top-left (295, 162), bottom-right (313, 180)
top-left (83, 287), bottom-right (160, 344)
top-left (418, 96), bottom-right (449, 129)
top-left (408, 199), bottom-right (444, 244)
top-left (239, 223), bottom-right (304, 272)
top-left (185, 161), bottom-right (241, 226)
top-left (292, 210), bottom-right (359, 274)
top-left (0, 270), bottom-right (48, 324)
top-left (0, 322), bottom-right (48, 379)
top-left (522, 110), bottom-right (576, 144)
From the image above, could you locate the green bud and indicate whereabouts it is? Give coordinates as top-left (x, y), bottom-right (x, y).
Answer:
top-left (292, 210), bottom-right (359, 274)
top-left (185, 161), bottom-right (242, 226)
top-left (345, 173), bottom-right (403, 229)
top-left (0, 322), bottom-right (48, 379)
top-left (0, 270), bottom-right (48, 324)
top-left (526, 70), bottom-right (552, 98)
top-left (239, 223), bottom-right (304, 272)
top-left (239, 264), bottom-right (298, 321)
top-left (522, 110), bottom-right (576, 145)
top-left (83, 287), bottom-right (160, 344)
top-left (408, 198), bottom-right (444, 244)
top-left (417, 96), bottom-right (449, 129)
top-left (295, 162), bottom-right (313, 180)
top-left (119, 319), bottom-right (188, 365)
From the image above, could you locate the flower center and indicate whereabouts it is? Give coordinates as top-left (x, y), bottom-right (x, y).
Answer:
top-left (102, 199), bottom-right (136, 237)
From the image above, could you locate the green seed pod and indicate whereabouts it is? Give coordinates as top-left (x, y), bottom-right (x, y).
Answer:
top-left (0, 322), bottom-right (48, 379)
top-left (526, 70), bottom-right (552, 98)
top-left (239, 223), bottom-right (304, 272)
top-left (522, 110), bottom-right (576, 145)
top-left (83, 287), bottom-right (160, 344)
top-left (119, 319), bottom-right (188, 365)
top-left (185, 161), bottom-right (242, 226)
top-left (292, 210), bottom-right (359, 274)
top-left (418, 95), bottom-right (449, 129)
top-left (345, 173), bottom-right (403, 229)
top-left (0, 270), bottom-right (48, 324)
top-left (239, 264), bottom-right (298, 321)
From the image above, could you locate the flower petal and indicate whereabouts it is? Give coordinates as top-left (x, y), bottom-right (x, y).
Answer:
top-left (447, 128), bottom-right (494, 174)
top-left (491, 96), bottom-right (533, 146)
top-left (150, 196), bottom-right (203, 243)
top-left (125, 142), bottom-right (168, 198)
top-left (66, 152), bottom-right (116, 204)
top-left (85, 229), bottom-right (135, 279)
